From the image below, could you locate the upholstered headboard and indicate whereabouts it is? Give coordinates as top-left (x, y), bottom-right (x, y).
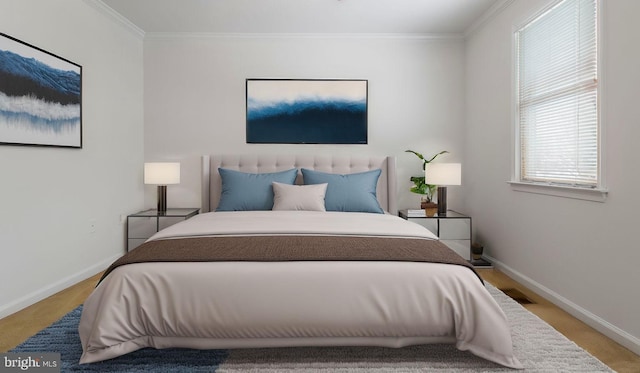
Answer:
top-left (201, 154), bottom-right (397, 214)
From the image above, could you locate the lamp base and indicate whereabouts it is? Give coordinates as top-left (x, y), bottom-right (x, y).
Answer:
top-left (157, 185), bottom-right (167, 214)
top-left (436, 186), bottom-right (448, 215)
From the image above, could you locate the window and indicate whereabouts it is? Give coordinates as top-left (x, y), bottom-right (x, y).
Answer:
top-left (513, 0), bottom-right (604, 200)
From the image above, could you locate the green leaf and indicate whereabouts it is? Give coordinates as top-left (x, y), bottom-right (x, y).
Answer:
top-left (404, 149), bottom-right (425, 161)
top-left (406, 150), bottom-right (449, 200)
top-left (409, 176), bottom-right (430, 198)
top-left (425, 150), bottom-right (449, 163)
top-left (407, 149), bottom-right (449, 170)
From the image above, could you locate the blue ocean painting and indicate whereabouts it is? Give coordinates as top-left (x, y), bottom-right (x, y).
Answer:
top-left (0, 34), bottom-right (81, 147)
top-left (246, 79), bottom-right (367, 144)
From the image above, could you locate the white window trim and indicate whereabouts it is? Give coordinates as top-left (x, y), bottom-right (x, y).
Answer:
top-left (508, 181), bottom-right (607, 202)
top-left (510, 0), bottom-right (607, 203)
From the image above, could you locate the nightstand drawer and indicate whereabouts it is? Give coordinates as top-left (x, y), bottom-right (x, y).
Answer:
top-left (127, 238), bottom-right (148, 251)
top-left (406, 215), bottom-right (470, 240)
top-left (127, 218), bottom-right (158, 240)
top-left (439, 219), bottom-right (470, 240)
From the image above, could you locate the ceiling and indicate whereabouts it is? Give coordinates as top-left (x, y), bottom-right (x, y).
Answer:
top-left (100, 0), bottom-right (501, 35)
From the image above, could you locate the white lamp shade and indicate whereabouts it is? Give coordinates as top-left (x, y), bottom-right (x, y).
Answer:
top-left (425, 163), bottom-right (461, 186)
top-left (144, 162), bottom-right (180, 185)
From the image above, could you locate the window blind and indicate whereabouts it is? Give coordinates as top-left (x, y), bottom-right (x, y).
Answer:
top-left (516, 0), bottom-right (598, 187)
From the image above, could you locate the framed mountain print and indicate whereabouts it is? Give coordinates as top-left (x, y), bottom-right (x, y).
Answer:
top-left (0, 33), bottom-right (82, 148)
top-left (246, 79), bottom-right (367, 144)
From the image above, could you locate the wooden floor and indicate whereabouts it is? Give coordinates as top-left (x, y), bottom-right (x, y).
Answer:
top-left (1, 269), bottom-right (639, 372)
top-left (479, 269), bottom-right (640, 372)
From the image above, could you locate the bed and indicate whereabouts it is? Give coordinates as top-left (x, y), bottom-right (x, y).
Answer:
top-left (79, 154), bottom-right (522, 369)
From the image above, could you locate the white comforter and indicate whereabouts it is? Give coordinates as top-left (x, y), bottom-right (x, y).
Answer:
top-left (79, 211), bottom-right (522, 369)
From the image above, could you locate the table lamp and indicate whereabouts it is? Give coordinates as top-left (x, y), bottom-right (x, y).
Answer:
top-left (144, 162), bottom-right (180, 214)
top-left (425, 163), bottom-right (461, 216)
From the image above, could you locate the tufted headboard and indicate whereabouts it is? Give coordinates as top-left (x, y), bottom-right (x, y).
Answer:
top-left (201, 154), bottom-right (397, 214)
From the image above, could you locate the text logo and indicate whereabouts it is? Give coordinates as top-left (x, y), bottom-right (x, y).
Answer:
top-left (0, 353), bottom-right (60, 372)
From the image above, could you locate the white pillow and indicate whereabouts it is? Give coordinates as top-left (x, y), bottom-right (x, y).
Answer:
top-left (272, 182), bottom-right (328, 211)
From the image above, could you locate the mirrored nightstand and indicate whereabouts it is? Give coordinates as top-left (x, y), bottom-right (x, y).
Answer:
top-left (127, 208), bottom-right (199, 251)
top-left (399, 209), bottom-right (488, 266)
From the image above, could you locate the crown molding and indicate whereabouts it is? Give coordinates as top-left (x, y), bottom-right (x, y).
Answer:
top-left (144, 32), bottom-right (465, 41)
top-left (464, 0), bottom-right (516, 38)
top-left (83, 0), bottom-right (506, 42)
top-left (84, 0), bottom-right (145, 39)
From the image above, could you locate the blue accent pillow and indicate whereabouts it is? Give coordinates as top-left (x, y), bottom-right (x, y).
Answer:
top-left (217, 168), bottom-right (298, 211)
top-left (301, 168), bottom-right (383, 213)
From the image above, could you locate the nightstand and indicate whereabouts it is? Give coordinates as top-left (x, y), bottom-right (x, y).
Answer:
top-left (127, 208), bottom-right (199, 251)
top-left (399, 209), bottom-right (489, 266)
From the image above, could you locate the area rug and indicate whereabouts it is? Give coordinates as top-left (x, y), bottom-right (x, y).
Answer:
top-left (11, 284), bottom-right (613, 372)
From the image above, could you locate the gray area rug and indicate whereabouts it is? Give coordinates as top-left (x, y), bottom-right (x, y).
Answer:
top-left (215, 284), bottom-right (613, 372)
top-left (12, 284), bottom-right (613, 372)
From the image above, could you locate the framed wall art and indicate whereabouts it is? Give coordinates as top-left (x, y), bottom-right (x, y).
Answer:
top-left (0, 33), bottom-right (82, 148)
top-left (246, 79), bottom-right (367, 144)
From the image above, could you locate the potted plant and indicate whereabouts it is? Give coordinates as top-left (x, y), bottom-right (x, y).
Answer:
top-left (405, 149), bottom-right (448, 216)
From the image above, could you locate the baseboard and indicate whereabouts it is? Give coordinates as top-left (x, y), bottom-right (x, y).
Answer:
top-left (0, 253), bottom-right (121, 319)
top-left (486, 254), bottom-right (640, 356)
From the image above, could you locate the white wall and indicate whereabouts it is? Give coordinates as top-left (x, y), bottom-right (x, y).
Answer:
top-left (143, 35), bottom-right (466, 211)
top-left (0, 0), bottom-right (144, 317)
top-left (3, 0), bottom-right (636, 356)
top-left (465, 0), bottom-right (640, 353)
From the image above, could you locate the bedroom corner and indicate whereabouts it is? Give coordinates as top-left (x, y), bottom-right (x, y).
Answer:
top-left (0, 0), bottom-right (144, 319)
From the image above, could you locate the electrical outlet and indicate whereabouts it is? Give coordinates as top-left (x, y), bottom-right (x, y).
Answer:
top-left (89, 219), bottom-right (97, 233)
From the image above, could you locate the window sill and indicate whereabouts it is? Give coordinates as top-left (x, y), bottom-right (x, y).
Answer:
top-left (508, 181), bottom-right (608, 202)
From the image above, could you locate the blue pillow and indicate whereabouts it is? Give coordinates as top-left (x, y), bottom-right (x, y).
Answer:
top-left (217, 168), bottom-right (298, 211)
top-left (301, 168), bottom-right (383, 213)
